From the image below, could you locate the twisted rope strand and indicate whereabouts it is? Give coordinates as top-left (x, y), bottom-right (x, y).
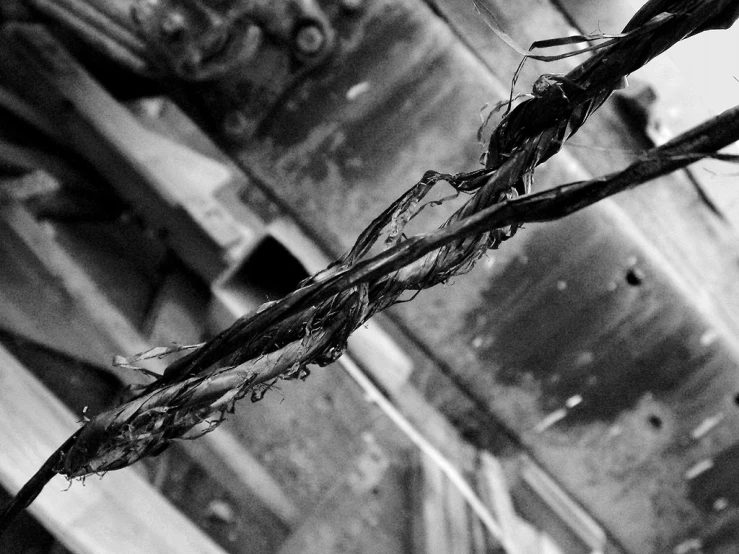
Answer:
top-left (49, 0), bottom-right (739, 484)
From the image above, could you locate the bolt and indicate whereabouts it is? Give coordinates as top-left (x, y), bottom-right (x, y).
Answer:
top-left (160, 10), bottom-right (187, 40)
top-left (295, 24), bottom-right (325, 56)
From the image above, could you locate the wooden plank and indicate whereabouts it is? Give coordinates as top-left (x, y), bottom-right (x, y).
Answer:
top-left (415, 454), bottom-right (450, 554)
top-left (0, 201), bottom-right (160, 382)
top-left (0, 24), bottom-right (261, 282)
top-left (0, 343), bottom-right (227, 554)
top-left (477, 452), bottom-right (524, 554)
top-left (143, 270), bottom-right (209, 349)
top-left (275, 433), bottom-right (401, 554)
top-left (413, 450), bottom-right (528, 554)
top-left (520, 457), bottom-right (606, 554)
top-left (1, 42), bottom-right (407, 536)
top-left (412, 445), bottom-right (567, 554)
top-left (0, 209), bottom-right (122, 369)
top-left (0, 199), bottom-right (300, 529)
top-left (443, 461), bottom-right (474, 554)
top-left (5, 12), bottom-right (467, 552)
top-left (10, 22), bottom-right (416, 397)
top-left (476, 456), bottom-right (566, 554)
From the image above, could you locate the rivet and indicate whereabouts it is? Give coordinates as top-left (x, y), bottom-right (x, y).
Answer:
top-left (295, 24), bottom-right (325, 56)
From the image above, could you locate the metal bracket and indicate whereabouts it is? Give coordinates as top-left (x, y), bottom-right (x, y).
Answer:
top-left (19, 0), bottom-right (335, 79)
top-left (17, 0), bottom-right (341, 140)
top-left (131, 0), bottom-right (335, 81)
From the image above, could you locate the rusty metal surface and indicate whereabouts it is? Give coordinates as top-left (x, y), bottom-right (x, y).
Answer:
top-left (182, 1), bottom-right (739, 551)
top-left (400, 200), bottom-right (739, 552)
top-left (224, 0), bottom-right (498, 249)
top-left (131, 0), bottom-right (337, 134)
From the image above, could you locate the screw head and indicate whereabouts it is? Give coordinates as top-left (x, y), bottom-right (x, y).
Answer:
top-left (295, 24), bottom-right (325, 56)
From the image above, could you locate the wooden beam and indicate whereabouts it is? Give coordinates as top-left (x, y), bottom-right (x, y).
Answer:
top-left (477, 453), bottom-right (564, 554)
top-left (0, 199), bottom-right (300, 528)
top-left (0, 343), bottom-right (227, 554)
top-left (519, 457), bottom-right (605, 554)
top-left (410, 447), bottom-right (564, 554)
top-left (412, 453), bottom-right (451, 554)
top-left (4, 21), bottom-right (415, 397)
top-left (1, 24), bottom-right (261, 283)
top-left (477, 452), bottom-right (522, 554)
top-left (0, 200), bottom-right (159, 378)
